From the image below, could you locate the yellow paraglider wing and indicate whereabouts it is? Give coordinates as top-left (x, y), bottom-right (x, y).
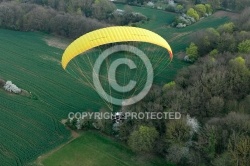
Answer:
top-left (61, 26), bottom-right (173, 69)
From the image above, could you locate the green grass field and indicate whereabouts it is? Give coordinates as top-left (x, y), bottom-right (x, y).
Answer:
top-left (42, 131), bottom-right (173, 166)
top-left (0, 4), bottom-right (230, 166)
top-left (0, 29), bottom-right (106, 165)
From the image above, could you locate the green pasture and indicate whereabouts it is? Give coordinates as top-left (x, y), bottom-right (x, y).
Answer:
top-left (0, 29), bottom-right (104, 165)
top-left (42, 131), bottom-right (173, 166)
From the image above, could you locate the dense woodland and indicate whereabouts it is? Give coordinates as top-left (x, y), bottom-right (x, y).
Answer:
top-left (119, 9), bottom-right (250, 166)
top-left (0, 2), bottom-right (107, 38)
top-left (0, 0), bottom-right (147, 38)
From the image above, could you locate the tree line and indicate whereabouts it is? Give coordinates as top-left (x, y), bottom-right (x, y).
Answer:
top-left (27, 0), bottom-right (147, 25)
top-left (186, 7), bottom-right (250, 61)
top-left (0, 1), bottom-right (109, 38)
top-left (118, 0), bottom-right (250, 12)
top-left (0, 0), bottom-right (147, 37)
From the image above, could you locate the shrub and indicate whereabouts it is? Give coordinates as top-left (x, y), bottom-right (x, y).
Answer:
top-left (238, 39), bottom-right (250, 53)
top-left (187, 8), bottom-right (199, 21)
top-left (186, 42), bottom-right (199, 61)
top-left (128, 125), bottom-right (159, 153)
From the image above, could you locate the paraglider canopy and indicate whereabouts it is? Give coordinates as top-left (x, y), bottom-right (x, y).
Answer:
top-left (61, 26), bottom-right (173, 69)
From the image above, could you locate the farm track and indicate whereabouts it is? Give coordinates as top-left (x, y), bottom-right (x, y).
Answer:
top-left (35, 128), bottom-right (80, 166)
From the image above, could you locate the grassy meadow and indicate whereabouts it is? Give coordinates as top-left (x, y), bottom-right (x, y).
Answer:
top-left (0, 29), bottom-right (104, 165)
top-left (0, 4), bottom-right (230, 166)
top-left (42, 131), bottom-right (173, 166)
